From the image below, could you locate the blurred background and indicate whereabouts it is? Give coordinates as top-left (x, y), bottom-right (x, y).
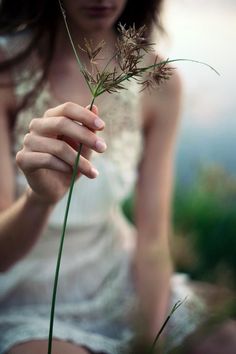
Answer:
top-left (158, 0), bottom-right (236, 291)
top-left (160, 0), bottom-right (236, 187)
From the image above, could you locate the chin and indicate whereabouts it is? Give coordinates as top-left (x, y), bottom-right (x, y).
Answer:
top-left (80, 18), bottom-right (117, 33)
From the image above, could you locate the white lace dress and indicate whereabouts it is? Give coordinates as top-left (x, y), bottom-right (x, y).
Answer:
top-left (0, 37), bottom-right (204, 354)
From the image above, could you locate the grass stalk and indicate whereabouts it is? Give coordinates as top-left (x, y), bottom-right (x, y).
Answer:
top-left (147, 300), bottom-right (185, 354)
top-left (47, 97), bottom-right (95, 354)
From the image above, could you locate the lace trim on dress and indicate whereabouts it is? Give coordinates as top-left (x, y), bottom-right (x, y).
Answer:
top-left (11, 59), bottom-right (145, 226)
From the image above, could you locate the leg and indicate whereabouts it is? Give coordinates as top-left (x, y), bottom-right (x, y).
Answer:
top-left (7, 339), bottom-right (92, 354)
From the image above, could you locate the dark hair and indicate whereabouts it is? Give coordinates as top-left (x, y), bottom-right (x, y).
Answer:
top-left (0, 0), bottom-right (164, 112)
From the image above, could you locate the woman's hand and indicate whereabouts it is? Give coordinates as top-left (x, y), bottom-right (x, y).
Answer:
top-left (16, 102), bottom-right (106, 205)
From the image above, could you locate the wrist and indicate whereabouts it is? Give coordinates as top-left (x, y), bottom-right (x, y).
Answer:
top-left (136, 237), bottom-right (172, 264)
top-left (25, 187), bottom-right (56, 210)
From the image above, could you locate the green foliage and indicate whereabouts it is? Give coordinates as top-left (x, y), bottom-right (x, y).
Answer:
top-left (173, 165), bottom-right (236, 288)
top-left (122, 165), bottom-right (236, 289)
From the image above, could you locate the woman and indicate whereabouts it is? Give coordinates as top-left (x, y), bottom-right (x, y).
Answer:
top-left (0, 0), bottom-right (189, 353)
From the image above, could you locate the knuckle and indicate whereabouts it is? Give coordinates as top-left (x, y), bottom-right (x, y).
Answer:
top-left (83, 127), bottom-right (96, 144)
top-left (85, 161), bottom-right (92, 174)
top-left (23, 133), bottom-right (31, 147)
top-left (92, 135), bottom-right (98, 148)
top-left (55, 141), bottom-right (66, 155)
top-left (82, 157), bottom-right (90, 170)
top-left (61, 101), bottom-right (74, 114)
top-left (29, 118), bottom-right (38, 131)
top-left (45, 154), bottom-right (54, 166)
top-left (44, 108), bottom-right (53, 117)
top-left (55, 116), bottom-right (67, 131)
top-left (15, 150), bottom-right (25, 167)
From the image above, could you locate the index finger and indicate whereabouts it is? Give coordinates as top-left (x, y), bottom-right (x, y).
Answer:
top-left (44, 102), bottom-right (105, 130)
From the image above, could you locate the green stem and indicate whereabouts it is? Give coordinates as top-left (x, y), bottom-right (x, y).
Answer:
top-left (147, 300), bottom-right (185, 354)
top-left (97, 57), bottom-right (220, 96)
top-left (89, 96), bottom-right (96, 110)
top-left (47, 97), bottom-right (95, 354)
top-left (58, 0), bottom-right (94, 95)
top-left (141, 58), bottom-right (220, 76)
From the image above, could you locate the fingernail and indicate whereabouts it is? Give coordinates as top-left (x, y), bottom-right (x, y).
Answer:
top-left (91, 167), bottom-right (99, 177)
top-left (95, 138), bottom-right (107, 152)
top-left (94, 117), bottom-right (104, 129)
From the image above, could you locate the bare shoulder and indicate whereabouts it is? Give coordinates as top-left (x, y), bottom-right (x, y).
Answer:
top-left (141, 51), bottom-right (183, 130)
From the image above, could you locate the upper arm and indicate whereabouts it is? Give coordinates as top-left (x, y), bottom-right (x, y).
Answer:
top-left (0, 53), bottom-right (17, 211)
top-left (135, 69), bottom-right (183, 239)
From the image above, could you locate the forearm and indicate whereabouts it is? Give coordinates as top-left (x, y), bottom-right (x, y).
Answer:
top-left (0, 188), bottom-right (53, 272)
top-left (134, 180), bottom-right (173, 341)
top-left (133, 67), bottom-right (182, 346)
top-left (134, 233), bottom-right (173, 342)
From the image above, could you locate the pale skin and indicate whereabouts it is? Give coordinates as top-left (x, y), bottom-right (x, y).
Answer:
top-left (0, 0), bottom-right (182, 353)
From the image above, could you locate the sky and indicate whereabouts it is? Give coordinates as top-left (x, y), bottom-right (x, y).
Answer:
top-left (156, 0), bottom-right (236, 185)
